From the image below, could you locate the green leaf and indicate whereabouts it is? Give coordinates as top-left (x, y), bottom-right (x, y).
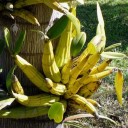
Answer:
top-left (104, 43), bottom-right (121, 51)
top-left (6, 66), bottom-right (16, 94)
top-left (71, 32), bottom-right (86, 57)
top-left (0, 97), bottom-right (15, 110)
top-left (47, 15), bottom-right (69, 40)
top-left (13, 30), bottom-right (26, 55)
top-left (0, 39), bottom-right (5, 55)
top-left (4, 27), bottom-right (11, 48)
top-left (48, 102), bottom-right (65, 123)
top-left (65, 11), bottom-right (81, 35)
top-left (101, 52), bottom-right (126, 59)
top-left (0, 69), bottom-right (2, 73)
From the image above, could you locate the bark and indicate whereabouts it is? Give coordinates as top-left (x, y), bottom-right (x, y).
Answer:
top-left (0, 3), bottom-right (62, 128)
top-left (0, 118), bottom-right (58, 128)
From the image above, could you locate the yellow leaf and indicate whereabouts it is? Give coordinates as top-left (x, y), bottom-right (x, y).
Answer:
top-left (114, 70), bottom-right (124, 106)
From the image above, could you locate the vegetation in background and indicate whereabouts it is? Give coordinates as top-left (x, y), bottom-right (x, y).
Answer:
top-left (77, 0), bottom-right (128, 51)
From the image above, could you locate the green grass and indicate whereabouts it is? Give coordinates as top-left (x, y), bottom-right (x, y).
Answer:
top-left (85, 0), bottom-right (128, 5)
top-left (77, 0), bottom-right (128, 51)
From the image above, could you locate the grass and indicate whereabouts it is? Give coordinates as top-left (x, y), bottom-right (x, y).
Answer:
top-left (84, 0), bottom-right (128, 5)
top-left (77, 0), bottom-right (128, 51)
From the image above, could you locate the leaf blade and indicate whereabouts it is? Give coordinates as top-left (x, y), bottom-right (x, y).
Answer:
top-left (48, 102), bottom-right (65, 123)
top-left (114, 70), bottom-right (124, 106)
top-left (13, 30), bottom-right (26, 55)
top-left (6, 66), bottom-right (16, 94)
top-left (4, 27), bottom-right (11, 48)
top-left (97, 2), bottom-right (104, 27)
top-left (0, 97), bottom-right (15, 110)
top-left (104, 43), bottom-right (121, 51)
top-left (101, 52), bottom-right (126, 59)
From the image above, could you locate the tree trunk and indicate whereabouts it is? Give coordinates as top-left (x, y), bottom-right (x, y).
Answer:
top-left (0, 3), bottom-right (62, 128)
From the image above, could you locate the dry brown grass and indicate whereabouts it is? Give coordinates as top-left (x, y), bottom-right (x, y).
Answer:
top-left (63, 82), bottom-right (128, 128)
